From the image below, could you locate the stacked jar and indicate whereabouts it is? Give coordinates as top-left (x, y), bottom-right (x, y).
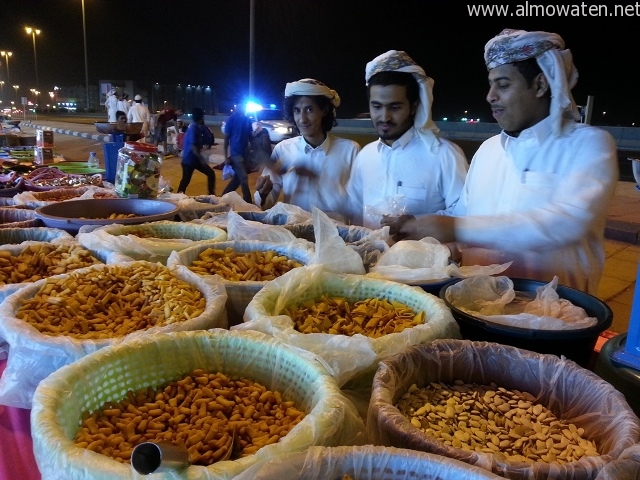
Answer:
top-left (114, 142), bottom-right (162, 199)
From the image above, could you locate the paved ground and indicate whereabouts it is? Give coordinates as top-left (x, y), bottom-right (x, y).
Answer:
top-left (13, 120), bottom-right (640, 336)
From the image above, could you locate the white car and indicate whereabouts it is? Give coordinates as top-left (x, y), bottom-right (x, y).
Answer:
top-left (221, 108), bottom-right (296, 144)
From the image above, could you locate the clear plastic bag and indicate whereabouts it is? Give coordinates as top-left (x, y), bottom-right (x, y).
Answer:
top-left (222, 163), bottom-right (235, 180)
top-left (446, 276), bottom-right (598, 330)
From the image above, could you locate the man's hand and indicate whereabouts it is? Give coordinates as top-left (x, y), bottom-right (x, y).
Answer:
top-left (381, 214), bottom-right (457, 243)
top-left (380, 214), bottom-right (415, 242)
top-left (255, 175), bottom-right (273, 202)
top-left (291, 166), bottom-right (317, 178)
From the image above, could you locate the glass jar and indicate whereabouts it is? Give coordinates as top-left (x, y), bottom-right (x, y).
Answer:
top-left (114, 142), bottom-right (163, 199)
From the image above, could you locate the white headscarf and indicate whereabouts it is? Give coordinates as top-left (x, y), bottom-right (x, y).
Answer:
top-left (284, 78), bottom-right (341, 108)
top-left (365, 50), bottom-right (439, 145)
top-left (484, 28), bottom-right (580, 136)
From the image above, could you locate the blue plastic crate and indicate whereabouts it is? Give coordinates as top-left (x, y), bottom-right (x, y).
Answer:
top-left (102, 142), bottom-right (124, 184)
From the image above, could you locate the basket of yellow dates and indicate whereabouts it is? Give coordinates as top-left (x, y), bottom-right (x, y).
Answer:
top-left (31, 329), bottom-right (366, 480)
top-left (237, 264), bottom-right (460, 387)
top-left (167, 240), bottom-right (314, 327)
top-left (0, 260), bottom-right (227, 409)
top-left (367, 339), bottom-right (640, 480)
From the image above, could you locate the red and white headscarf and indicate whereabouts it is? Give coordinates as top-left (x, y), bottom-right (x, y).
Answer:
top-left (365, 50), bottom-right (439, 143)
top-left (484, 29), bottom-right (580, 135)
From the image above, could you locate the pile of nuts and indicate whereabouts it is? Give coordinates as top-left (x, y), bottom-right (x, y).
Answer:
top-left (79, 212), bottom-right (141, 219)
top-left (285, 295), bottom-right (425, 337)
top-left (0, 243), bottom-right (101, 285)
top-left (16, 262), bottom-right (206, 338)
top-left (188, 247), bottom-right (303, 282)
top-left (74, 369), bottom-right (306, 465)
top-left (396, 380), bottom-right (599, 464)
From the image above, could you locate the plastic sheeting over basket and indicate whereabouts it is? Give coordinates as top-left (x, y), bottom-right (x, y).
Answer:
top-left (0, 261), bottom-right (228, 408)
top-left (76, 220), bottom-right (227, 264)
top-left (204, 204), bottom-right (377, 244)
top-left (11, 186), bottom-right (119, 209)
top-left (31, 329), bottom-right (366, 480)
top-left (167, 239), bottom-right (314, 327)
top-left (368, 339), bottom-right (640, 480)
top-left (0, 226), bottom-right (73, 247)
top-left (237, 264), bottom-right (461, 386)
top-left (233, 445), bottom-right (504, 480)
top-left (0, 206), bottom-right (43, 228)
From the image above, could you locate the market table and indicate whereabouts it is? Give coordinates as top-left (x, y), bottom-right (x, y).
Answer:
top-left (0, 358), bottom-right (41, 479)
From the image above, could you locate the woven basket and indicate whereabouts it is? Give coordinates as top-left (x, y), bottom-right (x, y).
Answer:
top-left (224, 210), bottom-right (374, 244)
top-left (0, 206), bottom-right (42, 228)
top-left (31, 329), bottom-right (366, 480)
top-left (176, 194), bottom-right (233, 221)
top-left (233, 445), bottom-right (504, 479)
top-left (168, 240), bottom-right (314, 327)
top-left (0, 261), bottom-right (227, 409)
top-left (76, 220), bottom-right (227, 264)
top-left (14, 185), bottom-right (116, 204)
top-left (368, 339), bottom-right (640, 480)
top-left (0, 239), bottom-right (127, 308)
top-left (241, 265), bottom-right (460, 386)
top-left (0, 226), bottom-right (73, 246)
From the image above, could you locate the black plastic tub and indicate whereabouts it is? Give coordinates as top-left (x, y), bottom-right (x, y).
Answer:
top-left (439, 278), bottom-right (613, 368)
top-left (594, 333), bottom-right (640, 417)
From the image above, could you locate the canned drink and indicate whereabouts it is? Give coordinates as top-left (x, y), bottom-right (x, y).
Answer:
top-left (131, 441), bottom-right (190, 475)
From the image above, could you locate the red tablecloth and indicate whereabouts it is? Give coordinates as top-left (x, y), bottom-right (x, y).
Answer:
top-left (0, 358), bottom-right (41, 479)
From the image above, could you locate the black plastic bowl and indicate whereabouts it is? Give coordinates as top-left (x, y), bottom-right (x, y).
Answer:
top-left (439, 278), bottom-right (613, 368)
top-left (35, 198), bottom-right (179, 234)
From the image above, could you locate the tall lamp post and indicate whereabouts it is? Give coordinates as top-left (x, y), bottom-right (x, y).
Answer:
top-left (12, 85), bottom-right (19, 106)
top-left (0, 51), bottom-right (11, 94)
top-left (0, 81), bottom-right (4, 104)
top-left (81, 0), bottom-right (90, 110)
top-left (25, 27), bottom-right (41, 90)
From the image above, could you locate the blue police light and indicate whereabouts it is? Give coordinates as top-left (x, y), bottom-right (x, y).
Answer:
top-left (245, 101), bottom-right (262, 113)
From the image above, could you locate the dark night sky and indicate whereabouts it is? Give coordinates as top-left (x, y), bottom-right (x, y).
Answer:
top-left (1, 0), bottom-right (638, 125)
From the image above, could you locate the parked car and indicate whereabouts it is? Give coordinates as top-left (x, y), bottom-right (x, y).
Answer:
top-left (221, 107), bottom-right (296, 144)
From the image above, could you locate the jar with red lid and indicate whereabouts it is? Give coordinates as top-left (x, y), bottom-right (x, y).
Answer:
top-left (114, 142), bottom-right (163, 199)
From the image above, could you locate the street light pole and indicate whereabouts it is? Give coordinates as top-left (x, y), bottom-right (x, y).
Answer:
top-left (25, 27), bottom-right (41, 90)
top-left (81, 0), bottom-right (90, 110)
top-left (249, 0), bottom-right (255, 99)
top-left (0, 51), bottom-right (12, 94)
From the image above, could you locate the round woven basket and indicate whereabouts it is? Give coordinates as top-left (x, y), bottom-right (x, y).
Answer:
top-left (242, 265), bottom-right (460, 386)
top-left (0, 226), bottom-right (73, 245)
top-left (0, 261), bottom-right (227, 408)
top-left (76, 220), bottom-right (228, 264)
top-left (368, 339), bottom-right (640, 480)
top-left (167, 240), bottom-right (314, 327)
top-left (31, 329), bottom-right (365, 480)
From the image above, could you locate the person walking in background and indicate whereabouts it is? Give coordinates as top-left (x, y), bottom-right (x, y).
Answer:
top-left (389, 29), bottom-right (618, 294)
top-left (176, 119), bottom-right (187, 155)
top-left (343, 50), bottom-right (468, 229)
top-left (153, 105), bottom-right (182, 155)
top-left (105, 88), bottom-right (118, 122)
top-left (254, 78), bottom-right (360, 220)
top-left (117, 93), bottom-right (130, 116)
top-left (177, 107), bottom-right (216, 195)
top-left (113, 110), bottom-right (142, 142)
top-left (247, 122), bottom-right (271, 173)
top-left (128, 94), bottom-right (151, 140)
top-left (222, 103), bottom-right (253, 203)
